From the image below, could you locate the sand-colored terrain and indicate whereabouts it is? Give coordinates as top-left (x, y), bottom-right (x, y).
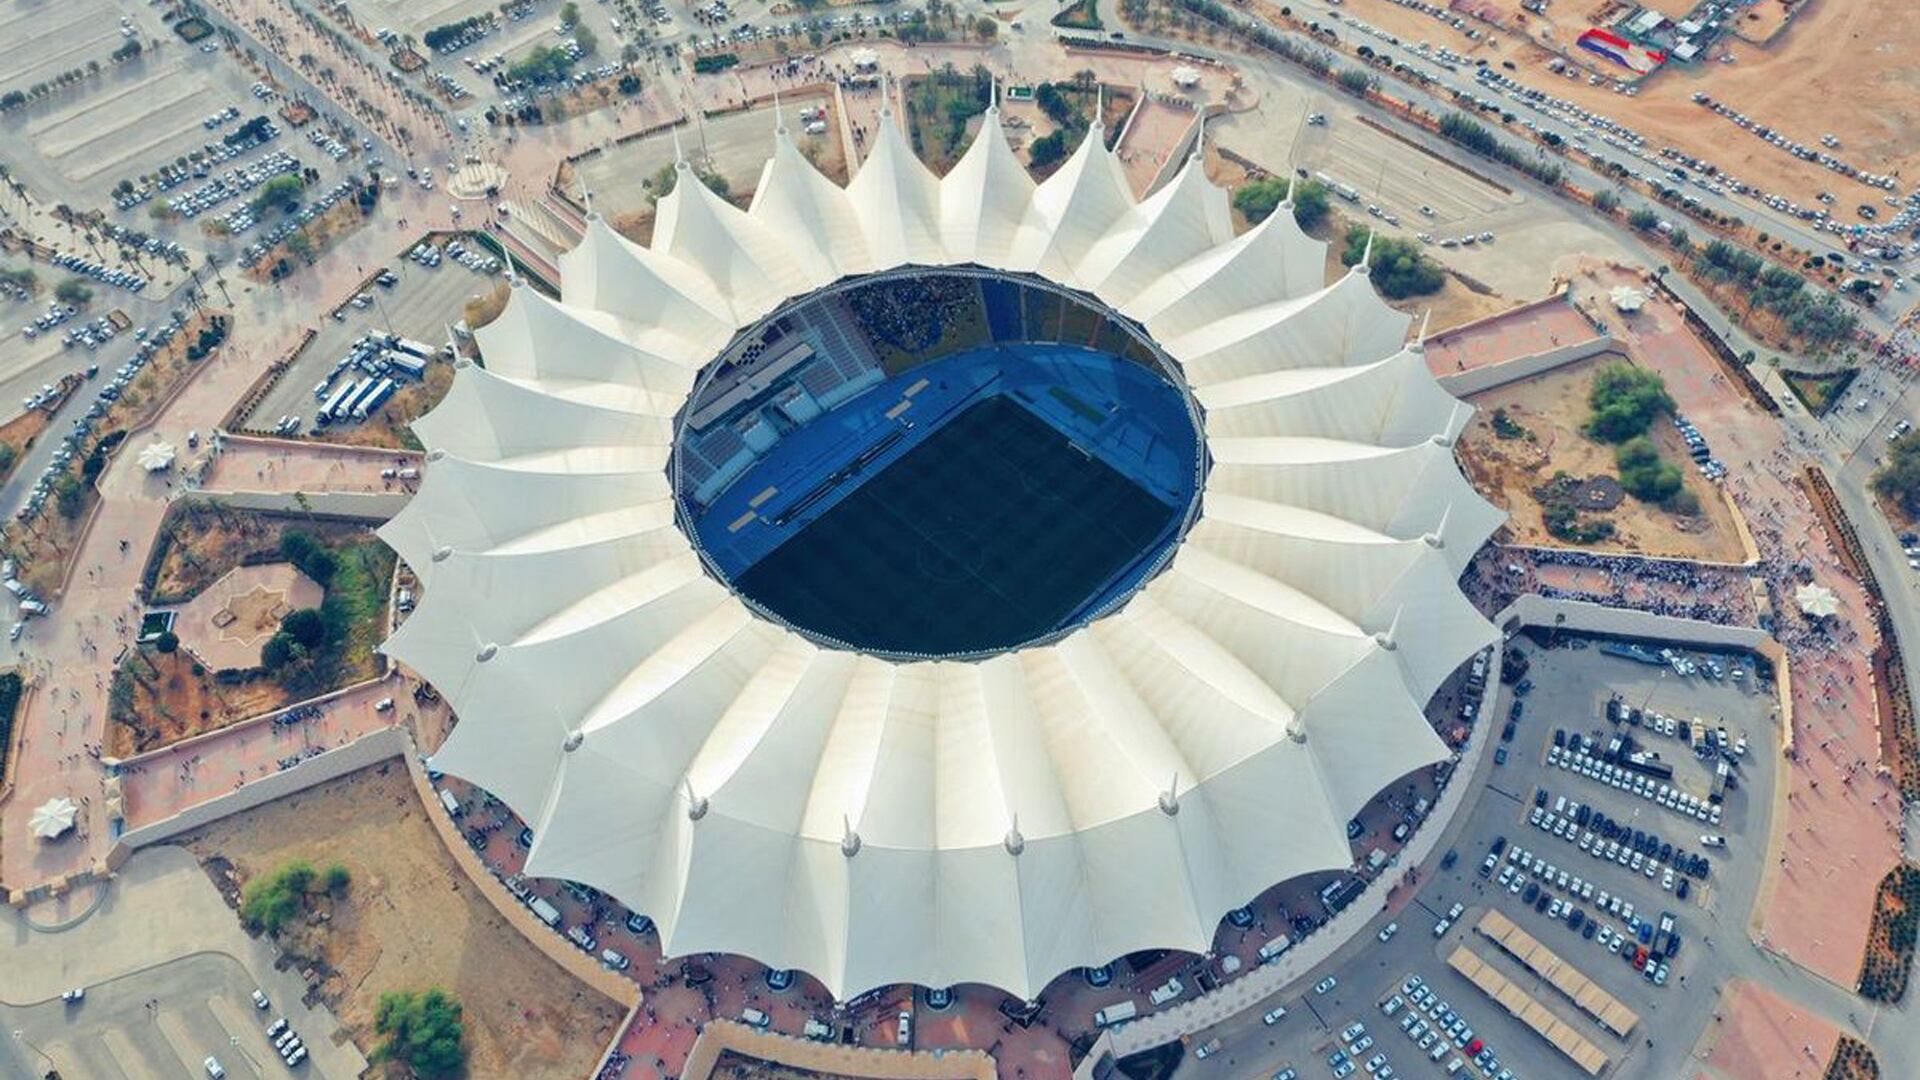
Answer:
top-left (1456, 353), bottom-right (1747, 561)
top-left (1324, 0), bottom-right (1920, 209)
top-left (181, 762), bottom-right (624, 1079)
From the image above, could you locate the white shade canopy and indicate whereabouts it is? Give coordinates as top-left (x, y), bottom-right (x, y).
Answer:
top-left (30, 796), bottom-right (78, 840)
top-left (1796, 583), bottom-right (1839, 618)
top-left (381, 107), bottom-right (1504, 999)
top-left (1170, 65), bottom-right (1203, 88)
top-left (137, 441), bottom-right (177, 472)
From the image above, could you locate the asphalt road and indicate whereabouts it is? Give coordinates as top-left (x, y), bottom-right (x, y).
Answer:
top-left (0, 951), bottom-right (293, 1080)
top-left (1071, 8), bottom-right (1915, 338)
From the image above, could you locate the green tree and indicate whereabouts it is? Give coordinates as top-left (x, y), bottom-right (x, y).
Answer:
top-left (280, 530), bottom-right (338, 584)
top-left (1341, 227), bottom-right (1444, 300)
top-left (322, 862), bottom-right (351, 894)
top-left (1231, 177), bottom-right (1285, 225)
top-left (1583, 362), bottom-right (1673, 443)
top-left (560, 1), bottom-right (580, 26)
top-left (974, 15), bottom-right (998, 39)
top-left (262, 631), bottom-right (297, 670)
top-left (374, 988), bottom-right (467, 1077)
top-left (54, 472), bottom-right (84, 519)
top-left (1627, 208), bottom-right (1660, 231)
top-left (240, 859), bottom-right (316, 933)
top-left (1593, 189), bottom-right (1619, 213)
top-left (155, 630), bottom-right (180, 654)
top-left (1289, 179), bottom-right (1330, 230)
top-left (1233, 178), bottom-right (1331, 230)
top-left (1614, 436), bottom-right (1682, 503)
top-left (250, 173), bottom-right (305, 216)
top-left (1028, 130), bottom-right (1069, 169)
top-left (54, 278), bottom-right (93, 305)
top-left (1874, 433), bottom-right (1920, 516)
top-left (279, 607), bottom-right (327, 650)
top-left (1336, 67), bottom-right (1375, 95)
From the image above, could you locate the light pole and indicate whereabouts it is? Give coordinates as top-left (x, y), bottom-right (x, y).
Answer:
top-left (11, 1030), bottom-right (54, 1079)
top-left (230, 1033), bottom-right (265, 1073)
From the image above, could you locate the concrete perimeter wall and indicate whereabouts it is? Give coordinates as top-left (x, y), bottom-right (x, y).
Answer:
top-left (1495, 594), bottom-right (1771, 652)
top-left (683, 1020), bottom-right (995, 1080)
top-left (200, 489), bottom-right (410, 521)
top-left (1435, 335), bottom-right (1616, 398)
top-left (111, 726), bottom-right (412, 855)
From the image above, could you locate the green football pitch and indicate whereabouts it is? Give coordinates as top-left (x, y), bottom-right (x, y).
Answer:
top-left (734, 395), bottom-right (1178, 656)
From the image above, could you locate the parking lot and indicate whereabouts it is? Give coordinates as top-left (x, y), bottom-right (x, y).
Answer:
top-left (1176, 631), bottom-right (1780, 1080)
top-left (573, 103), bottom-right (800, 229)
top-left (0, 4), bottom-right (384, 307)
top-left (238, 234), bottom-right (498, 436)
top-left (0, 949), bottom-right (342, 1080)
top-left (0, 0), bottom-right (134, 100)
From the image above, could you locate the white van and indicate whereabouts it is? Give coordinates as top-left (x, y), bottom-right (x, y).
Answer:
top-left (803, 1018), bottom-right (834, 1040)
top-left (741, 1008), bottom-right (770, 1028)
top-left (436, 788), bottom-right (462, 817)
top-left (1093, 1001), bottom-right (1138, 1027)
top-left (600, 948), bottom-right (630, 970)
top-left (528, 896), bottom-right (562, 927)
top-left (1258, 935), bottom-right (1293, 962)
top-left (1148, 977), bottom-right (1184, 1005)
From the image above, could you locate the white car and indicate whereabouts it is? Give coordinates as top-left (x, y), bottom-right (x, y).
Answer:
top-left (1379, 922), bottom-right (1399, 942)
top-left (1316, 976), bottom-right (1339, 995)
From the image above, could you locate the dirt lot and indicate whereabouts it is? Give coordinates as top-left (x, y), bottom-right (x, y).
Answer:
top-left (106, 646), bottom-right (288, 756)
top-left (1330, 0), bottom-right (1920, 209)
top-left (1456, 354), bottom-right (1747, 560)
top-left (182, 761), bottom-right (624, 1079)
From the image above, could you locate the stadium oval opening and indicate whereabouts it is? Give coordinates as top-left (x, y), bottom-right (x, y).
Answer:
top-left (671, 268), bottom-right (1207, 661)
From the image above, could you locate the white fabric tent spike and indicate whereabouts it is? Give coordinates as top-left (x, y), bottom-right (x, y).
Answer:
top-left (383, 114), bottom-right (1505, 1000)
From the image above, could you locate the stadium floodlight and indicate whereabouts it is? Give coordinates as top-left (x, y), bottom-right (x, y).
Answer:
top-left (381, 102), bottom-right (1504, 999)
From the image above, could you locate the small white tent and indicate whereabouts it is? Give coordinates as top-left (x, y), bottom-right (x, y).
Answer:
top-left (29, 796), bottom-right (78, 840)
top-left (1796, 582), bottom-right (1840, 618)
top-left (137, 441), bottom-right (177, 472)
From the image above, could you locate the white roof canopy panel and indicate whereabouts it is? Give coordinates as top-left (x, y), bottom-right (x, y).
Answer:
top-left (383, 114), bottom-right (1505, 1001)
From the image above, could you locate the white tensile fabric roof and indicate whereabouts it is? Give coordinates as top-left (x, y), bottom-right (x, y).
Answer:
top-left (380, 105), bottom-right (1505, 999)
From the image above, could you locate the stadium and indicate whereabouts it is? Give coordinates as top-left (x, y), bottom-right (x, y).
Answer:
top-left (379, 100), bottom-right (1505, 1000)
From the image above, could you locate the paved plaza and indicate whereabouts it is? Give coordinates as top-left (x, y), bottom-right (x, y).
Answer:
top-left (169, 561), bottom-right (322, 670)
